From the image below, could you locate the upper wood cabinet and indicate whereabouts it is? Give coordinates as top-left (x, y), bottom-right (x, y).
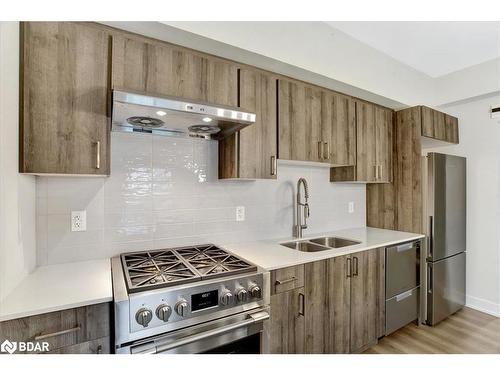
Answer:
top-left (278, 78), bottom-right (355, 165)
top-left (421, 106), bottom-right (459, 144)
top-left (219, 68), bottom-right (278, 179)
top-left (20, 22), bottom-right (111, 175)
top-left (331, 101), bottom-right (393, 183)
top-left (111, 35), bottom-right (238, 106)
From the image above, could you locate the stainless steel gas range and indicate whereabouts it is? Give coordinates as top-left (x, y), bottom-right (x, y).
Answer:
top-left (111, 244), bottom-right (270, 354)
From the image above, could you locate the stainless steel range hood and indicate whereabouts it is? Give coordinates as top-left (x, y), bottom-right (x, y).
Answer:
top-left (111, 90), bottom-right (256, 140)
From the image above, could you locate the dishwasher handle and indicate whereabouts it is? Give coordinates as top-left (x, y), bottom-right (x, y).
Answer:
top-left (393, 242), bottom-right (417, 253)
top-left (131, 310), bottom-right (270, 354)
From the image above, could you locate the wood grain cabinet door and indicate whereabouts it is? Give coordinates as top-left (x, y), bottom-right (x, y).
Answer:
top-left (278, 79), bottom-right (322, 162)
top-left (355, 101), bottom-right (377, 182)
top-left (112, 35), bottom-right (237, 106)
top-left (330, 93), bottom-right (356, 166)
top-left (304, 260), bottom-right (328, 353)
top-left (20, 22), bottom-right (111, 175)
top-left (444, 114), bottom-right (459, 144)
top-left (220, 68), bottom-right (277, 179)
top-left (421, 106), bottom-right (447, 141)
top-left (349, 249), bottom-right (380, 353)
top-left (327, 255), bottom-right (352, 353)
top-left (269, 287), bottom-right (305, 354)
top-left (375, 106), bottom-right (393, 183)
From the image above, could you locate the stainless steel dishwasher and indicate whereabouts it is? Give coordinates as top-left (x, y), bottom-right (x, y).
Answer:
top-left (385, 240), bottom-right (421, 335)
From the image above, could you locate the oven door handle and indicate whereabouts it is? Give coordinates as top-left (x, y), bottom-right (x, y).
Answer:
top-left (131, 310), bottom-right (270, 354)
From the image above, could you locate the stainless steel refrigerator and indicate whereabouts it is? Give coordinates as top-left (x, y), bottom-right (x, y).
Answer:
top-left (422, 153), bottom-right (466, 326)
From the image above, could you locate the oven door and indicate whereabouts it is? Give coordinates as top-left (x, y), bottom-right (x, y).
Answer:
top-left (126, 307), bottom-right (269, 354)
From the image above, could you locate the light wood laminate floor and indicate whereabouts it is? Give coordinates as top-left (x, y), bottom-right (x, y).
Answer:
top-left (365, 307), bottom-right (500, 354)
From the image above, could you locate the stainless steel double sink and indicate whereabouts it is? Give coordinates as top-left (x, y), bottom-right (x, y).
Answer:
top-left (281, 236), bottom-right (361, 252)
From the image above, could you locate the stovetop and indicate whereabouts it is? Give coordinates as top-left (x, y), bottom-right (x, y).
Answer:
top-left (121, 244), bottom-right (257, 293)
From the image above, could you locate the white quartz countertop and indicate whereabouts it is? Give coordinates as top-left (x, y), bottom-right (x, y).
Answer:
top-left (0, 259), bottom-right (112, 322)
top-left (222, 227), bottom-right (425, 271)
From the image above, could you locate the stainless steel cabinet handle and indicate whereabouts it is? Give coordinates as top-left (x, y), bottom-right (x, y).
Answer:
top-left (323, 142), bottom-right (329, 160)
top-left (270, 155), bottom-right (277, 176)
top-left (275, 276), bottom-right (296, 286)
top-left (353, 256), bottom-right (359, 276)
top-left (379, 164), bottom-right (383, 180)
top-left (298, 293), bottom-right (305, 316)
top-left (134, 310), bottom-right (270, 354)
top-left (374, 165), bottom-right (378, 180)
top-left (346, 257), bottom-right (352, 278)
top-left (429, 216), bottom-right (434, 258)
top-left (34, 325), bottom-right (81, 341)
top-left (95, 141), bottom-right (101, 169)
top-left (318, 141), bottom-right (323, 160)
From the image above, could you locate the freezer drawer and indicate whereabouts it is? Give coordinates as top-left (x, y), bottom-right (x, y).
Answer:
top-left (427, 252), bottom-right (466, 326)
top-left (386, 241), bottom-right (419, 299)
top-left (386, 287), bottom-right (419, 335)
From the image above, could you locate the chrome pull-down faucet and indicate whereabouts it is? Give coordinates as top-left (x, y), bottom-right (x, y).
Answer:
top-left (294, 178), bottom-right (310, 238)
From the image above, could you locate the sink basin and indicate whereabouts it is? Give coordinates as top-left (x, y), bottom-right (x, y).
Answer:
top-left (281, 241), bottom-right (330, 252)
top-left (309, 237), bottom-right (361, 248)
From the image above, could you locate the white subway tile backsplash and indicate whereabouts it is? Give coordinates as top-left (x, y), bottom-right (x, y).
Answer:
top-left (36, 132), bottom-right (366, 265)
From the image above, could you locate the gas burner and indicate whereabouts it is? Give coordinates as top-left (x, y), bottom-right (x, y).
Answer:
top-left (121, 244), bottom-right (257, 293)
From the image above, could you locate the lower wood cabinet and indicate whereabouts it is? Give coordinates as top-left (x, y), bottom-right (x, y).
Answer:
top-left (268, 248), bottom-right (385, 354)
top-left (0, 303), bottom-right (111, 354)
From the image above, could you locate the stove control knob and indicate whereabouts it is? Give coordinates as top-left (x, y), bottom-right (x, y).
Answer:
top-left (220, 290), bottom-right (234, 306)
top-left (156, 304), bottom-right (172, 322)
top-left (175, 300), bottom-right (189, 317)
top-left (135, 308), bottom-right (153, 328)
top-left (236, 288), bottom-right (248, 303)
top-left (249, 284), bottom-right (262, 299)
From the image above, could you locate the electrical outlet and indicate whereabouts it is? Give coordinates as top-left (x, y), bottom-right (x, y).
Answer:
top-left (236, 206), bottom-right (245, 222)
top-left (348, 202), bottom-right (355, 214)
top-left (71, 210), bottom-right (87, 232)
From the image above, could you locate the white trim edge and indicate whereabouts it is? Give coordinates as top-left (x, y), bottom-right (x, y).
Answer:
top-left (466, 295), bottom-right (500, 318)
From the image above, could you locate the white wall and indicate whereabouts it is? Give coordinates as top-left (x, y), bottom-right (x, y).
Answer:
top-left (36, 132), bottom-right (366, 265)
top-left (424, 94), bottom-right (500, 317)
top-left (0, 22), bottom-right (36, 301)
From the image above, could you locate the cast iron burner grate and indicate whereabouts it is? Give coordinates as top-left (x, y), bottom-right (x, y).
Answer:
top-left (121, 244), bottom-right (256, 293)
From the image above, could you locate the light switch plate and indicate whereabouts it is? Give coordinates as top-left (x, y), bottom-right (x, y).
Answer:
top-left (236, 206), bottom-right (245, 221)
top-left (71, 210), bottom-right (87, 232)
top-left (348, 202), bottom-right (355, 214)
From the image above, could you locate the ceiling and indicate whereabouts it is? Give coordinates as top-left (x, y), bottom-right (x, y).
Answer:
top-left (327, 21), bottom-right (500, 77)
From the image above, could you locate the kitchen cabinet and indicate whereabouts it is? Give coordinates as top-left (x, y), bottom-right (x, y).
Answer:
top-left (0, 303), bottom-right (111, 354)
top-left (269, 249), bottom-right (384, 354)
top-left (20, 22), bottom-right (111, 175)
top-left (331, 101), bottom-right (393, 183)
top-left (278, 79), bottom-right (322, 162)
top-left (112, 34), bottom-right (238, 107)
top-left (304, 248), bottom-right (385, 354)
top-left (421, 106), bottom-right (459, 144)
top-left (269, 287), bottom-right (305, 354)
top-left (268, 265), bottom-right (305, 354)
top-left (219, 68), bottom-right (278, 179)
top-left (278, 79), bottom-right (356, 165)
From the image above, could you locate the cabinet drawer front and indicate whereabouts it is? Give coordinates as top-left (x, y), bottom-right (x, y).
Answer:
top-left (271, 265), bottom-right (305, 295)
top-left (386, 242), bottom-right (419, 298)
top-left (0, 303), bottom-right (110, 353)
top-left (385, 287), bottom-right (419, 335)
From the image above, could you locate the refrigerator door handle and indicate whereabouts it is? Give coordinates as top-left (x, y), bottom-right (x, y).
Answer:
top-left (427, 264), bottom-right (433, 294)
top-left (428, 215), bottom-right (434, 260)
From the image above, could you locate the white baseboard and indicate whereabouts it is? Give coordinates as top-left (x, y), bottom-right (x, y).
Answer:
top-left (466, 295), bottom-right (500, 317)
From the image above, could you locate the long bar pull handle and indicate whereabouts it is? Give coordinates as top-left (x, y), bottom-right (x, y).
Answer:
top-left (429, 216), bottom-right (434, 259)
top-left (270, 155), bottom-right (277, 176)
top-left (298, 293), bottom-right (305, 316)
top-left (346, 257), bottom-right (352, 278)
top-left (353, 256), bottom-right (359, 277)
top-left (427, 265), bottom-right (433, 294)
top-left (34, 325), bottom-right (81, 341)
top-left (275, 276), bottom-right (296, 286)
top-left (374, 165), bottom-right (378, 181)
top-left (318, 141), bottom-right (323, 160)
top-left (379, 165), bottom-right (383, 181)
top-left (95, 141), bottom-right (101, 169)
